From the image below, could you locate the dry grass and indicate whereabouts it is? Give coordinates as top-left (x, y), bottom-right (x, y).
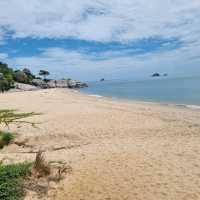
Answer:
top-left (32, 151), bottom-right (51, 178)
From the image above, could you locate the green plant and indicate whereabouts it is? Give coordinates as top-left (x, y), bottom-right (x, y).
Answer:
top-left (0, 109), bottom-right (40, 127)
top-left (0, 131), bottom-right (15, 149)
top-left (0, 62), bottom-right (14, 92)
top-left (13, 70), bottom-right (29, 84)
top-left (22, 68), bottom-right (35, 81)
top-left (0, 109), bottom-right (40, 149)
top-left (0, 162), bottom-right (32, 200)
top-left (0, 61), bottom-right (37, 91)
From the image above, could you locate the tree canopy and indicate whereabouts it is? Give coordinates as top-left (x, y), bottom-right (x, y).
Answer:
top-left (0, 62), bottom-right (14, 92)
top-left (39, 70), bottom-right (50, 80)
top-left (0, 62), bottom-right (36, 92)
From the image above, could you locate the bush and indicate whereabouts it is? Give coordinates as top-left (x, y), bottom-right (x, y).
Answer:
top-left (0, 78), bottom-right (11, 92)
top-left (0, 163), bottom-right (32, 200)
top-left (22, 68), bottom-right (35, 81)
top-left (0, 131), bottom-right (15, 148)
top-left (0, 62), bottom-right (14, 92)
top-left (13, 70), bottom-right (29, 84)
top-left (0, 61), bottom-right (37, 91)
top-left (13, 69), bottom-right (35, 84)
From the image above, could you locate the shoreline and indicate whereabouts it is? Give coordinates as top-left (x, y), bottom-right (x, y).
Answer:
top-left (81, 90), bottom-right (200, 111)
top-left (2, 87), bottom-right (200, 111)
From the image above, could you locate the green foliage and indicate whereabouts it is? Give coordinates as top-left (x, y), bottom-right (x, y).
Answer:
top-left (0, 61), bottom-right (37, 91)
top-left (0, 131), bottom-right (15, 148)
top-left (13, 68), bottom-right (35, 84)
top-left (13, 70), bottom-right (29, 84)
top-left (0, 162), bottom-right (32, 200)
top-left (0, 109), bottom-right (40, 148)
top-left (0, 62), bottom-right (14, 92)
top-left (22, 68), bottom-right (35, 81)
top-left (0, 62), bottom-right (13, 76)
top-left (0, 78), bottom-right (12, 92)
top-left (39, 70), bottom-right (50, 80)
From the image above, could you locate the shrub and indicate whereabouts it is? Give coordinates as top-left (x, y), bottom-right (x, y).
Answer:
top-left (0, 131), bottom-right (15, 149)
top-left (0, 61), bottom-right (37, 91)
top-left (0, 78), bottom-right (10, 92)
top-left (13, 70), bottom-right (29, 84)
top-left (0, 62), bottom-right (14, 92)
top-left (22, 68), bottom-right (35, 81)
top-left (0, 162), bottom-right (32, 200)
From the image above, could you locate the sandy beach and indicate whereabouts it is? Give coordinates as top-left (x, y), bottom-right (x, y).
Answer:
top-left (0, 88), bottom-right (200, 200)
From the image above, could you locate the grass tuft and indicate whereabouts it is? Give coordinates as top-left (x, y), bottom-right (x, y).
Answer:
top-left (0, 131), bottom-right (15, 149)
top-left (0, 162), bottom-right (32, 200)
top-left (32, 151), bottom-right (51, 178)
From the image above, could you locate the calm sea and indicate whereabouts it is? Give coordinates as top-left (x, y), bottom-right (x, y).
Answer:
top-left (81, 76), bottom-right (200, 106)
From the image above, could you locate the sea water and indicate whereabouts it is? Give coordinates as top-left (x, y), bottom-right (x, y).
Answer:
top-left (81, 76), bottom-right (200, 106)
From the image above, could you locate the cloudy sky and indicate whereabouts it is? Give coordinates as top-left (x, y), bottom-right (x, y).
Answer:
top-left (0, 0), bottom-right (200, 81)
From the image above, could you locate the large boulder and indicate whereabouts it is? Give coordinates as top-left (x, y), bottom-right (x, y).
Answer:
top-left (67, 79), bottom-right (88, 88)
top-left (47, 80), bottom-right (68, 88)
top-left (32, 78), bottom-right (88, 89)
top-left (46, 80), bottom-right (57, 88)
top-left (47, 79), bottom-right (88, 89)
top-left (31, 79), bottom-right (49, 89)
top-left (14, 82), bottom-right (38, 91)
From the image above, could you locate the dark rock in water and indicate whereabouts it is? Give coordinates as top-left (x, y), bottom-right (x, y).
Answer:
top-left (163, 73), bottom-right (168, 77)
top-left (100, 78), bottom-right (105, 82)
top-left (151, 73), bottom-right (160, 77)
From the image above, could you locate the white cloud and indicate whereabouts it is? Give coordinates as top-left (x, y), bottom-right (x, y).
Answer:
top-left (0, 53), bottom-right (8, 60)
top-left (5, 43), bottom-right (200, 81)
top-left (1, 0), bottom-right (200, 80)
top-left (0, 0), bottom-right (200, 43)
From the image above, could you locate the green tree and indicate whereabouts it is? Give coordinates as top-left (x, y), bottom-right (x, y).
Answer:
top-left (13, 70), bottom-right (29, 83)
top-left (0, 62), bottom-right (14, 92)
top-left (22, 68), bottom-right (35, 80)
top-left (39, 70), bottom-right (50, 80)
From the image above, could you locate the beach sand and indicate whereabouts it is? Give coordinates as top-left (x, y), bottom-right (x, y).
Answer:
top-left (0, 89), bottom-right (200, 200)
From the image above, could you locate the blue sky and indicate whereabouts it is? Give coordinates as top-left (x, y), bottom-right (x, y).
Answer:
top-left (0, 0), bottom-right (200, 81)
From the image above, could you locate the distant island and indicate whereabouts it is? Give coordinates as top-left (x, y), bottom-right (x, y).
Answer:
top-left (151, 73), bottom-right (160, 77)
top-left (151, 73), bottom-right (168, 77)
